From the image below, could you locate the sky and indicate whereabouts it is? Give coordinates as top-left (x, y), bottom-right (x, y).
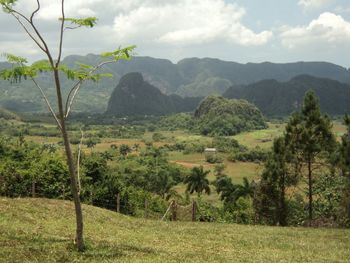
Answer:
top-left (0, 0), bottom-right (350, 67)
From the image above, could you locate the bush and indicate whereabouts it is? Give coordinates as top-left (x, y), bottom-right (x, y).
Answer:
top-left (205, 154), bottom-right (223, 164)
top-left (228, 147), bottom-right (268, 163)
top-left (212, 136), bottom-right (244, 153)
top-left (152, 132), bottom-right (166, 142)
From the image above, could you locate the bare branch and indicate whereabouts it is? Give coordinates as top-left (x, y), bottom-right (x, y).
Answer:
top-left (30, 77), bottom-right (62, 130)
top-left (10, 13), bottom-right (46, 52)
top-left (65, 60), bottom-right (115, 118)
top-left (30, 0), bottom-right (40, 22)
top-left (65, 81), bottom-right (83, 118)
top-left (77, 128), bottom-right (84, 195)
top-left (5, 4), bottom-right (54, 64)
top-left (56, 0), bottom-right (65, 66)
top-left (64, 25), bottom-right (82, 31)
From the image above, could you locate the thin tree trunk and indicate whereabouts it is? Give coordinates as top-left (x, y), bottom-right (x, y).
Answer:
top-left (279, 172), bottom-right (287, 226)
top-left (192, 200), bottom-right (197, 222)
top-left (308, 158), bottom-right (313, 224)
top-left (53, 69), bottom-right (84, 251)
top-left (32, 179), bottom-right (36, 198)
top-left (144, 198), bottom-right (148, 218)
top-left (171, 200), bottom-right (177, 221)
top-left (116, 193), bottom-right (120, 213)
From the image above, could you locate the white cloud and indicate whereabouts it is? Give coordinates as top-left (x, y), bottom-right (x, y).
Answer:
top-left (280, 12), bottom-right (350, 49)
top-left (113, 0), bottom-right (272, 46)
top-left (298, 0), bottom-right (334, 10)
top-left (10, 0), bottom-right (273, 47)
top-left (14, 0), bottom-right (103, 20)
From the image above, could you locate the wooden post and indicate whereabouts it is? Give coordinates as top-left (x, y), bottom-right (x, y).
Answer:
top-left (192, 200), bottom-right (197, 222)
top-left (144, 198), bottom-right (148, 218)
top-left (32, 179), bottom-right (36, 198)
top-left (171, 200), bottom-right (177, 221)
top-left (116, 193), bottom-right (120, 213)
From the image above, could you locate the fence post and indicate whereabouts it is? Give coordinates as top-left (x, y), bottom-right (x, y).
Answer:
top-left (116, 193), bottom-right (120, 213)
top-left (32, 179), bottom-right (36, 198)
top-left (171, 200), bottom-right (177, 221)
top-left (144, 198), bottom-right (148, 218)
top-left (192, 200), bottom-right (197, 222)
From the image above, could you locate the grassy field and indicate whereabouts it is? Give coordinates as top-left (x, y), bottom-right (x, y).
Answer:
top-left (233, 121), bottom-right (347, 149)
top-left (0, 198), bottom-right (349, 263)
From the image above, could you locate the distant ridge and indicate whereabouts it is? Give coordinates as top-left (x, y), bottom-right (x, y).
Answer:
top-left (223, 75), bottom-right (350, 116)
top-left (1, 54), bottom-right (350, 112)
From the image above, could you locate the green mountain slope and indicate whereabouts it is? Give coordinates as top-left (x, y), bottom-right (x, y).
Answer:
top-left (223, 75), bottom-right (350, 116)
top-left (0, 198), bottom-right (349, 262)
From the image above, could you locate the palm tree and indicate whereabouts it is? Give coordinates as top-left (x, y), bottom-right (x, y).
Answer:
top-left (234, 177), bottom-right (254, 199)
top-left (184, 166), bottom-right (211, 197)
top-left (214, 176), bottom-right (253, 205)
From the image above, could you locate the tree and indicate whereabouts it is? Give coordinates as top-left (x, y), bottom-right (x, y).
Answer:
top-left (151, 170), bottom-right (175, 199)
top-left (119, 144), bottom-right (132, 157)
top-left (254, 137), bottom-right (297, 226)
top-left (184, 166), bottom-right (211, 197)
top-left (85, 138), bottom-right (97, 152)
top-left (0, 0), bottom-right (135, 251)
top-left (340, 115), bottom-right (350, 223)
top-left (284, 90), bottom-right (335, 223)
top-left (214, 175), bottom-right (254, 208)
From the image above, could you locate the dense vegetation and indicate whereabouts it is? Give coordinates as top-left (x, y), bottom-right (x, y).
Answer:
top-left (224, 75), bottom-right (350, 116)
top-left (254, 91), bottom-right (350, 227)
top-left (1, 90), bottom-right (349, 228)
top-left (1, 90), bottom-right (350, 258)
top-left (194, 96), bottom-right (267, 136)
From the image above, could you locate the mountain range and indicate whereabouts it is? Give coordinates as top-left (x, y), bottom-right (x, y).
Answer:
top-left (1, 54), bottom-right (350, 113)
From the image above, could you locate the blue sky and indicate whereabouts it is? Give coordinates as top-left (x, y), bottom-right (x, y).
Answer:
top-left (1, 0), bottom-right (350, 67)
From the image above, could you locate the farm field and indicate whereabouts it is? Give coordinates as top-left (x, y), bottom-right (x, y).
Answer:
top-left (0, 198), bottom-right (349, 263)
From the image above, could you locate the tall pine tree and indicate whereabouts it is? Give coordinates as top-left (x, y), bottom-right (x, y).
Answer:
top-left (285, 90), bottom-right (336, 223)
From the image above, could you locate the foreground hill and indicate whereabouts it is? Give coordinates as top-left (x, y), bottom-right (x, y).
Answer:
top-left (106, 72), bottom-right (201, 116)
top-left (0, 198), bottom-right (349, 262)
top-left (224, 75), bottom-right (350, 116)
top-left (1, 55), bottom-right (350, 112)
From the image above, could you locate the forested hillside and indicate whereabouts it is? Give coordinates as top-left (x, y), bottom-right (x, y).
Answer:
top-left (224, 75), bottom-right (350, 116)
top-left (194, 96), bottom-right (267, 136)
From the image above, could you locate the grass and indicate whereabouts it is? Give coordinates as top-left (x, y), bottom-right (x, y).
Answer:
top-left (0, 198), bottom-right (349, 263)
top-left (233, 122), bottom-right (285, 149)
top-left (234, 121), bottom-right (347, 149)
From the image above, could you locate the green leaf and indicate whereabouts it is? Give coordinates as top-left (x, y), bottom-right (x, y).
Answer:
top-left (76, 62), bottom-right (94, 70)
top-left (0, 66), bottom-right (35, 83)
top-left (61, 17), bottom-right (98, 28)
top-left (31, 60), bottom-right (52, 73)
top-left (101, 45), bottom-right (136, 61)
top-left (0, 0), bottom-right (17, 12)
top-left (2, 53), bottom-right (27, 64)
